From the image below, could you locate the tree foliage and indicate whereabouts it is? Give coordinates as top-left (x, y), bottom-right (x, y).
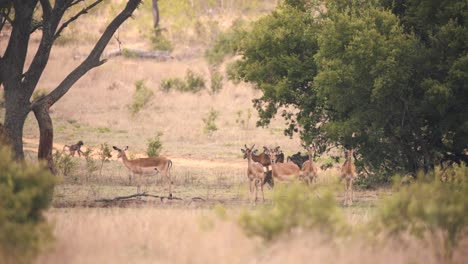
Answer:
top-left (230, 0), bottom-right (468, 178)
top-left (0, 145), bottom-right (56, 264)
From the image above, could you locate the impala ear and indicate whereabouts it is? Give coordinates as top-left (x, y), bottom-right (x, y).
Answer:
top-left (112, 146), bottom-right (119, 151)
top-left (241, 149), bottom-right (246, 153)
top-left (124, 146), bottom-right (129, 151)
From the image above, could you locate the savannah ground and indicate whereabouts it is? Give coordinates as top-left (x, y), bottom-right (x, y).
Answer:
top-left (1, 1), bottom-right (467, 263)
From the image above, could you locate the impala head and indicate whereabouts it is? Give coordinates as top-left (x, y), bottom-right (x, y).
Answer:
top-left (345, 148), bottom-right (354, 161)
top-left (113, 146), bottom-right (129, 159)
top-left (302, 143), bottom-right (314, 155)
top-left (265, 147), bottom-right (279, 164)
top-left (241, 144), bottom-right (256, 159)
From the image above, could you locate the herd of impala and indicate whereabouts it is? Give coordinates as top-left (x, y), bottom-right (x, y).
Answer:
top-left (64, 141), bottom-right (356, 205)
top-left (241, 144), bottom-right (356, 205)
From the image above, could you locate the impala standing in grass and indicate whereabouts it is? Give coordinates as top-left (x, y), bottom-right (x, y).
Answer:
top-left (113, 146), bottom-right (173, 197)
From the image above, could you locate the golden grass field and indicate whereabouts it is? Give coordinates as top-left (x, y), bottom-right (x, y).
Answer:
top-left (1, 2), bottom-right (467, 263)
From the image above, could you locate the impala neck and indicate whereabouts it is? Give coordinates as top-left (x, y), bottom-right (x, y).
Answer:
top-left (120, 151), bottom-right (132, 168)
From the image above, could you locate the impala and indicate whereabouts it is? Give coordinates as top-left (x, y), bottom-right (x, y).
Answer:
top-left (340, 149), bottom-right (356, 206)
top-left (300, 144), bottom-right (319, 184)
top-left (113, 146), bottom-right (173, 196)
top-left (241, 146), bottom-right (283, 188)
top-left (265, 147), bottom-right (300, 182)
top-left (241, 144), bottom-right (268, 203)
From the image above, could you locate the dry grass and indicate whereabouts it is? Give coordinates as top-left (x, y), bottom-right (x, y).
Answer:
top-left (36, 208), bottom-right (467, 264)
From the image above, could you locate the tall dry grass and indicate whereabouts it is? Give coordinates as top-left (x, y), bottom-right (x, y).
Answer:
top-left (36, 208), bottom-right (463, 264)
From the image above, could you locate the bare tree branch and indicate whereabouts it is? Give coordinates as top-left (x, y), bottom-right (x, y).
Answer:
top-left (30, 0), bottom-right (141, 110)
top-left (54, 0), bottom-right (103, 39)
top-left (39, 0), bottom-right (52, 19)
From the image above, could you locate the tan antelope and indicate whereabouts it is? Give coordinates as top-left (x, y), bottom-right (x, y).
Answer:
top-left (300, 144), bottom-right (319, 184)
top-left (241, 144), bottom-right (268, 203)
top-left (340, 149), bottom-right (356, 205)
top-left (113, 146), bottom-right (173, 196)
top-left (265, 147), bottom-right (300, 182)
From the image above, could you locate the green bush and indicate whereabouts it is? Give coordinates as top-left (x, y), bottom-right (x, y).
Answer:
top-left (203, 108), bottom-right (219, 135)
top-left (160, 78), bottom-right (186, 92)
top-left (130, 80), bottom-right (154, 115)
top-left (184, 70), bottom-right (206, 93)
top-left (0, 145), bottom-right (56, 264)
top-left (53, 150), bottom-right (77, 177)
top-left (239, 182), bottom-right (347, 241)
top-left (147, 132), bottom-right (163, 157)
top-left (149, 27), bottom-right (173, 51)
top-left (98, 143), bottom-right (112, 176)
top-left (372, 164), bottom-right (468, 263)
top-left (209, 69), bottom-right (223, 94)
top-left (83, 148), bottom-right (99, 176)
top-left (160, 70), bottom-right (206, 93)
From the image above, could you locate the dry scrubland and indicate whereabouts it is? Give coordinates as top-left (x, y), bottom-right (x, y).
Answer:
top-left (36, 208), bottom-right (460, 264)
top-left (1, 1), bottom-right (466, 264)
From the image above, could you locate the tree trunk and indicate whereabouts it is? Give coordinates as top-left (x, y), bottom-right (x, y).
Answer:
top-left (152, 0), bottom-right (159, 29)
top-left (3, 89), bottom-right (30, 160)
top-left (33, 102), bottom-right (56, 174)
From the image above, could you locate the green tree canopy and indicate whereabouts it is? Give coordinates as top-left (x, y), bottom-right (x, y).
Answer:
top-left (231, 0), bottom-right (468, 178)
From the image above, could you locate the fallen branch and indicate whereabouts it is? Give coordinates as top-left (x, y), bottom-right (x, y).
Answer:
top-left (102, 48), bottom-right (173, 60)
top-left (95, 192), bottom-right (182, 203)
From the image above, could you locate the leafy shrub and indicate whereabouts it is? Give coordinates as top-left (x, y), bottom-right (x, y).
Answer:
top-left (160, 70), bottom-right (206, 93)
top-left (0, 145), bottom-right (56, 264)
top-left (147, 132), bottom-right (163, 157)
top-left (53, 150), bottom-right (77, 177)
top-left (184, 70), bottom-right (205, 93)
top-left (209, 68), bottom-right (223, 94)
top-left (203, 108), bottom-right (219, 135)
top-left (149, 27), bottom-right (173, 51)
top-left (372, 165), bottom-right (468, 263)
top-left (83, 148), bottom-right (99, 176)
top-left (239, 182), bottom-right (347, 241)
top-left (98, 143), bottom-right (112, 176)
top-left (160, 78), bottom-right (186, 92)
top-left (130, 80), bottom-right (154, 115)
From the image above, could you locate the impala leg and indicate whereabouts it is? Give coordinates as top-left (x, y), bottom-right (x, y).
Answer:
top-left (249, 180), bottom-right (255, 204)
top-left (350, 179), bottom-right (354, 205)
top-left (254, 179), bottom-right (259, 203)
top-left (260, 180), bottom-right (265, 202)
top-left (166, 164), bottom-right (173, 198)
top-left (343, 179), bottom-right (348, 206)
